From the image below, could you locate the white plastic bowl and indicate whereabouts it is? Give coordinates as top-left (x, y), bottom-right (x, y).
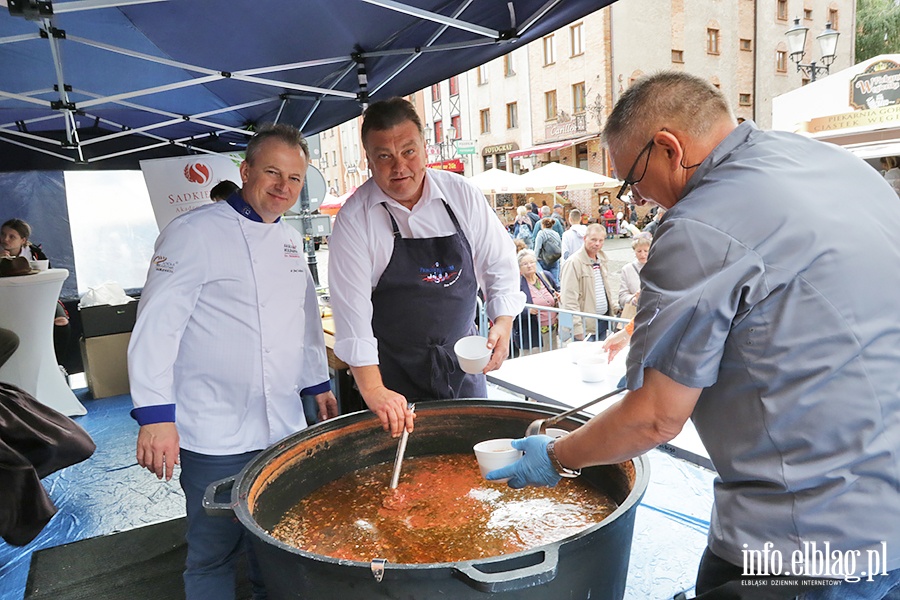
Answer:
top-left (577, 354), bottom-right (608, 383)
top-left (29, 260), bottom-right (49, 272)
top-left (454, 335), bottom-right (491, 374)
top-left (473, 438), bottom-right (523, 481)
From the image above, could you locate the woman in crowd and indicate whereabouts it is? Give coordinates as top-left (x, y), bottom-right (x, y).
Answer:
top-left (532, 218), bottom-right (562, 282)
top-left (618, 234), bottom-right (651, 321)
top-left (512, 206), bottom-right (533, 247)
top-left (512, 250), bottom-right (559, 356)
top-left (1, 218), bottom-right (69, 363)
top-left (1, 219), bottom-right (46, 261)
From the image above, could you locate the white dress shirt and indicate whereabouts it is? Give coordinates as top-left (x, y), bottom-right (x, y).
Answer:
top-left (328, 169), bottom-right (524, 367)
top-left (128, 201), bottom-right (329, 455)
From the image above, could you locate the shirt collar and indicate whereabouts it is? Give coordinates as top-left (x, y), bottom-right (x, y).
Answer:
top-left (225, 191), bottom-right (280, 223)
top-left (680, 120), bottom-right (758, 200)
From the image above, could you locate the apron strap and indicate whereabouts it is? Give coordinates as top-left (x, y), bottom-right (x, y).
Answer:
top-left (380, 203), bottom-right (402, 239)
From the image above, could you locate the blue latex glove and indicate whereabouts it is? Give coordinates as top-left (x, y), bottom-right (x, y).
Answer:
top-left (485, 435), bottom-right (561, 488)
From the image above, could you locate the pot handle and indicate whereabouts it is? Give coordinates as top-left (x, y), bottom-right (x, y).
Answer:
top-left (203, 475), bottom-right (237, 517)
top-left (453, 547), bottom-right (559, 593)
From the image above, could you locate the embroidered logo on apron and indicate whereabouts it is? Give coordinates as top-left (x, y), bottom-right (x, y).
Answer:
top-left (420, 261), bottom-right (461, 287)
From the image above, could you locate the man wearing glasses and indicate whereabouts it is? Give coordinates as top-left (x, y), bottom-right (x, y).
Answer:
top-left (488, 71), bottom-right (900, 597)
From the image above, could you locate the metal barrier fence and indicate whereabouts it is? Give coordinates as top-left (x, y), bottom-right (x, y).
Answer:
top-left (475, 296), bottom-right (630, 357)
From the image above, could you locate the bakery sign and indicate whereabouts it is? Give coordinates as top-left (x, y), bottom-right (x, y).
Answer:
top-left (851, 60), bottom-right (900, 111)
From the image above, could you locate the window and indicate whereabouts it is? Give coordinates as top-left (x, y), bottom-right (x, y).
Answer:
top-left (434, 120), bottom-right (443, 143)
top-left (776, 0), bottom-right (788, 20)
top-left (448, 76), bottom-right (459, 96)
top-left (450, 115), bottom-right (461, 139)
top-left (477, 64), bottom-right (488, 85)
top-left (803, 8), bottom-right (813, 20)
top-left (506, 103), bottom-right (518, 129)
top-left (480, 109), bottom-right (490, 134)
top-left (671, 49), bottom-right (684, 63)
top-left (570, 23), bottom-right (584, 56)
top-left (332, 151), bottom-right (336, 165)
top-left (707, 28), bottom-right (720, 54)
top-left (431, 83), bottom-right (440, 100)
top-left (739, 93), bottom-right (752, 106)
top-left (545, 90), bottom-right (557, 121)
top-left (322, 154), bottom-right (328, 167)
top-left (829, 9), bottom-right (839, 29)
top-left (776, 50), bottom-right (787, 72)
top-left (543, 34), bottom-right (555, 66)
top-left (572, 82), bottom-right (586, 114)
top-left (504, 54), bottom-right (515, 77)
top-left (740, 39), bottom-right (752, 52)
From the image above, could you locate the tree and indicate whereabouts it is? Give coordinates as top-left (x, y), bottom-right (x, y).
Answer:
top-left (856, 0), bottom-right (900, 63)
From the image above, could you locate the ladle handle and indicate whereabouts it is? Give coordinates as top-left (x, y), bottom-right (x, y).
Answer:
top-left (389, 403), bottom-right (415, 489)
top-left (545, 387), bottom-right (627, 427)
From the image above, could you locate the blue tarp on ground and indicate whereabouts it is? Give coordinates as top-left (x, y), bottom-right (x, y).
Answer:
top-left (0, 391), bottom-right (715, 600)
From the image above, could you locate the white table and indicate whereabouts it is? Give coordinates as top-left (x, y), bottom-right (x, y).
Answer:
top-left (487, 345), bottom-right (712, 470)
top-left (0, 269), bottom-right (87, 416)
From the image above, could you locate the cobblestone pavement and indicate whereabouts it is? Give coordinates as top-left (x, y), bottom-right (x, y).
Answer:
top-left (312, 234), bottom-right (638, 305)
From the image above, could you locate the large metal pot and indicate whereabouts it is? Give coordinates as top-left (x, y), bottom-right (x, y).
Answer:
top-left (204, 399), bottom-right (650, 599)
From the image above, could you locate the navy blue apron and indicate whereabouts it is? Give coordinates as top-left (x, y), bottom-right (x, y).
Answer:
top-left (371, 200), bottom-right (487, 401)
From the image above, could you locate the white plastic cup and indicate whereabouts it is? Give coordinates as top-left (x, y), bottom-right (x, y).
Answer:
top-left (29, 260), bottom-right (49, 272)
top-left (473, 438), bottom-right (523, 482)
top-left (567, 340), bottom-right (592, 363)
top-left (577, 354), bottom-right (608, 383)
top-left (454, 335), bottom-right (491, 374)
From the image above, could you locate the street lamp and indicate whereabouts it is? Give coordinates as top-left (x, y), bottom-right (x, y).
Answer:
top-left (424, 123), bottom-right (457, 161)
top-left (785, 18), bottom-right (840, 82)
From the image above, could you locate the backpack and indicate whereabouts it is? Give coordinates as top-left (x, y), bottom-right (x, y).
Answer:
top-left (514, 220), bottom-right (532, 242)
top-left (538, 231), bottom-right (562, 264)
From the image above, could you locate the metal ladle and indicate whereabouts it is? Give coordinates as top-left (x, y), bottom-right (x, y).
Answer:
top-left (525, 387), bottom-right (626, 437)
top-left (389, 403), bottom-right (416, 489)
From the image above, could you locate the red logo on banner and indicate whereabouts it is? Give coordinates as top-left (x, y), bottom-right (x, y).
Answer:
top-left (183, 162), bottom-right (212, 185)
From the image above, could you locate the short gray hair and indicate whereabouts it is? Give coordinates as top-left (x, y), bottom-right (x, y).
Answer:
top-left (246, 123), bottom-right (309, 163)
top-left (516, 249), bottom-right (537, 267)
top-left (603, 71), bottom-right (735, 153)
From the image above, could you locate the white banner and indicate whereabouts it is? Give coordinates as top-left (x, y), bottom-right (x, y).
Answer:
top-left (140, 153), bottom-right (243, 231)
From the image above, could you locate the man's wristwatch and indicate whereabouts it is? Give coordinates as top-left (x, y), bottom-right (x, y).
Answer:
top-left (546, 439), bottom-right (581, 478)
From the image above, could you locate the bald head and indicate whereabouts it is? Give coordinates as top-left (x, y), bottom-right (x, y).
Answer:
top-left (603, 71), bottom-right (736, 154)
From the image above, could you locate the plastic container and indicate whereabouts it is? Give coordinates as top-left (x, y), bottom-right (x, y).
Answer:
top-left (454, 335), bottom-right (491, 374)
top-left (577, 354), bottom-right (608, 383)
top-left (472, 438), bottom-right (523, 481)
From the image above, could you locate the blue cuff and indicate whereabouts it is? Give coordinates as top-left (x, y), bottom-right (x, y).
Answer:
top-left (300, 381), bottom-right (331, 396)
top-left (131, 404), bottom-right (176, 425)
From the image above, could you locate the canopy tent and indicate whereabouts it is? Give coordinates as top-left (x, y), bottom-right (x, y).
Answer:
top-left (467, 167), bottom-right (527, 194)
top-left (517, 161), bottom-right (621, 193)
top-left (0, 0), bottom-right (614, 172)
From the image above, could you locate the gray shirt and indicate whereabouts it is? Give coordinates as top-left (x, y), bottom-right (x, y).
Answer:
top-left (627, 122), bottom-right (900, 570)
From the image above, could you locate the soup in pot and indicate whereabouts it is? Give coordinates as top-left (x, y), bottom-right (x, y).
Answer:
top-left (270, 453), bottom-right (617, 564)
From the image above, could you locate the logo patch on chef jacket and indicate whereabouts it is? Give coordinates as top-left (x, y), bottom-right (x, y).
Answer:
top-left (420, 261), bottom-right (461, 287)
top-left (152, 255), bottom-right (177, 274)
top-left (284, 242), bottom-right (302, 259)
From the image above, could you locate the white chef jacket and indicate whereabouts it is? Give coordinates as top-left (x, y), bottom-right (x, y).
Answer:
top-left (128, 200), bottom-right (330, 455)
top-left (328, 169), bottom-right (524, 367)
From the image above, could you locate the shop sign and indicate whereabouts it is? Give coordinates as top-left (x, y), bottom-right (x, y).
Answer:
top-left (851, 60), bottom-right (900, 110)
top-left (545, 115), bottom-right (586, 141)
top-left (427, 158), bottom-right (465, 172)
top-left (454, 140), bottom-right (477, 155)
top-left (482, 142), bottom-right (518, 156)
top-left (805, 103), bottom-right (900, 134)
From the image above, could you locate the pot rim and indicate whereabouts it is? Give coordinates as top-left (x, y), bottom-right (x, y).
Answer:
top-left (228, 399), bottom-right (650, 570)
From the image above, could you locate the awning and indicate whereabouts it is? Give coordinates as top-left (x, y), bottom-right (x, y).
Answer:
top-left (840, 139), bottom-right (900, 160)
top-left (508, 135), bottom-right (598, 158)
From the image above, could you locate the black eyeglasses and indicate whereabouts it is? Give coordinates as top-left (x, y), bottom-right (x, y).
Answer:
top-left (616, 138), bottom-right (655, 200)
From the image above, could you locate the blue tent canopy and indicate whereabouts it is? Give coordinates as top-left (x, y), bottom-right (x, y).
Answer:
top-left (0, 0), bottom-right (614, 171)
